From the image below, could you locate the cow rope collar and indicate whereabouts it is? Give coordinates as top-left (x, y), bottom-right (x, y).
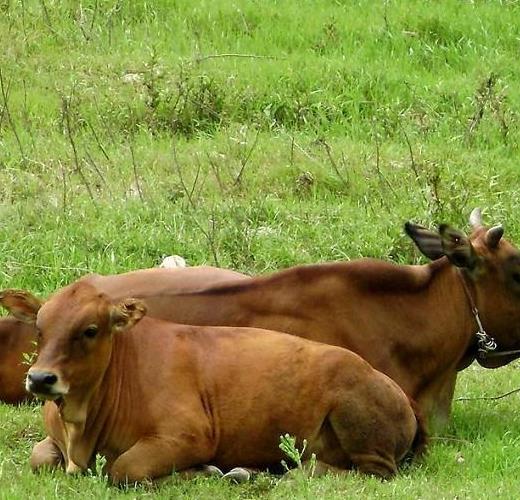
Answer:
top-left (457, 271), bottom-right (497, 359)
top-left (458, 271), bottom-right (520, 359)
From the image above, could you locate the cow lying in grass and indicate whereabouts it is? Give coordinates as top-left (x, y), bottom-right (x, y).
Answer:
top-left (121, 209), bottom-right (520, 431)
top-left (0, 283), bottom-right (425, 483)
top-left (0, 265), bottom-right (247, 405)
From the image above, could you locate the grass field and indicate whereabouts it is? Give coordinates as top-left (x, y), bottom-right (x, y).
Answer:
top-left (2, 0), bottom-right (520, 497)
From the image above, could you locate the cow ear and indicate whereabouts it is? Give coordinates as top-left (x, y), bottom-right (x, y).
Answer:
top-left (439, 224), bottom-right (478, 269)
top-left (404, 222), bottom-right (445, 260)
top-left (110, 298), bottom-right (147, 332)
top-left (0, 289), bottom-right (42, 324)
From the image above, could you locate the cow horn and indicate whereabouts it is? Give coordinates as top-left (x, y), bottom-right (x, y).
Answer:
top-left (485, 225), bottom-right (504, 249)
top-left (469, 208), bottom-right (483, 229)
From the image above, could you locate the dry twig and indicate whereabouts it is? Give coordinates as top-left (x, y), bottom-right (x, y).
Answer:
top-left (128, 139), bottom-right (144, 202)
top-left (0, 69), bottom-right (26, 164)
top-left (234, 128), bottom-right (260, 186)
top-left (194, 53), bottom-right (283, 64)
top-left (62, 95), bottom-right (97, 205)
top-left (172, 143), bottom-right (220, 266)
top-left (455, 387), bottom-right (520, 402)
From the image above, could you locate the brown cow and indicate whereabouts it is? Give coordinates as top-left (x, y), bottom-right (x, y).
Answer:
top-left (76, 209), bottom-right (516, 431)
top-left (0, 283), bottom-right (425, 483)
top-left (0, 266), bottom-right (248, 405)
top-left (0, 317), bottom-right (35, 404)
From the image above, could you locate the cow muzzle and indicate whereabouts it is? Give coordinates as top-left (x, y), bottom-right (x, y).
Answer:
top-left (26, 370), bottom-right (65, 400)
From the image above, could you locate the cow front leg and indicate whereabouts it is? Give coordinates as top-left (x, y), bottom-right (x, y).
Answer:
top-left (30, 436), bottom-right (64, 472)
top-left (417, 369), bottom-right (458, 434)
top-left (108, 437), bottom-right (209, 485)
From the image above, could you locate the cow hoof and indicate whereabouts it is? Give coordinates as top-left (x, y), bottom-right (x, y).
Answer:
top-left (222, 467), bottom-right (251, 483)
top-left (202, 465), bottom-right (224, 477)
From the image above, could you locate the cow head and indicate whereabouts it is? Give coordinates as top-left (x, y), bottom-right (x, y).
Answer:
top-left (405, 208), bottom-right (520, 368)
top-left (0, 283), bottom-right (146, 402)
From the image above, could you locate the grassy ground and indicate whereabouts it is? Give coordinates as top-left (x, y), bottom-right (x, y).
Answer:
top-left (2, 0), bottom-right (520, 497)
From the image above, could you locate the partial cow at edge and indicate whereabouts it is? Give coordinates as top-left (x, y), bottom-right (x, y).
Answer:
top-left (0, 284), bottom-right (426, 483)
top-left (0, 317), bottom-right (35, 404)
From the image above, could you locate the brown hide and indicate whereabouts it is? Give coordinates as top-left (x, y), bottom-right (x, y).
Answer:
top-left (16, 283), bottom-right (422, 483)
top-left (0, 317), bottom-right (35, 404)
top-left (0, 266), bottom-right (247, 404)
top-left (131, 259), bottom-right (469, 428)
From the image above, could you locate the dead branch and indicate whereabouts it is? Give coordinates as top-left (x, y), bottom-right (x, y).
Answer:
top-left (318, 139), bottom-right (349, 189)
top-left (58, 159), bottom-right (68, 214)
top-left (62, 95), bottom-right (97, 205)
top-left (490, 90), bottom-right (509, 143)
top-left (289, 135), bottom-right (295, 168)
top-left (467, 74), bottom-right (495, 136)
top-left (172, 143), bottom-right (220, 266)
top-left (90, 0), bottom-right (99, 33)
top-left (371, 127), bottom-right (397, 204)
top-left (22, 78), bottom-right (36, 152)
top-left (234, 128), bottom-right (260, 186)
top-left (0, 68), bottom-right (26, 164)
top-left (398, 122), bottom-right (419, 179)
top-left (85, 149), bottom-right (112, 198)
top-left (5, 260), bottom-right (91, 272)
top-left (86, 118), bottom-right (110, 161)
top-left (206, 152), bottom-right (226, 195)
top-left (455, 387), bottom-right (520, 402)
top-left (429, 436), bottom-right (472, 445)
top-left (128, 139), bottom-right (144, 202)
top-left (0, 70), bottom-right (11, 129)
top-left (39, 0), bottom-right (61, 41)
top-left (194, 53), bottom-right (284, 64)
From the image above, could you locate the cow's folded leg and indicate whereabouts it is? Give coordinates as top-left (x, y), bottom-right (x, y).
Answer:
top-left (108, 438), bottom-right (205, 485)
top-left (30, 436), bottom-right (64, 472)
top-left (350, 453), bottom-right (397, 479)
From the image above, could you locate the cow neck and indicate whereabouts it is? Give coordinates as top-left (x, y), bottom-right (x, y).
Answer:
top-left (457, 270), bottom-right (520, 361)
top-left (417, 260), bottom-right (475, 354)
top-left (94, 330), bottom-right (134, 437)
top-left (57, 337), bottom-right (127, 470)
top-left (58, 377), bottom-right (109, 472)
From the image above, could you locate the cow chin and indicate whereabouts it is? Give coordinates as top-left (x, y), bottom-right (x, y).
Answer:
top-left (33, 391), bottom-right (64, 401)
top-left (477, 355), bottom-right (520, 369)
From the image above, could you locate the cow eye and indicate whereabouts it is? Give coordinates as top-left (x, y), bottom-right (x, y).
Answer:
top-left (83, 326), bottom-right (98, 339)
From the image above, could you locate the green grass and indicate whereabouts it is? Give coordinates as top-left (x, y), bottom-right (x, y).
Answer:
top-left (2, 0), bottom-right (520, 497)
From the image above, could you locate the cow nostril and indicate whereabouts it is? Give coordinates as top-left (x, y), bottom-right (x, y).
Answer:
top-left (28, 371), bottom-right (58, 387)
top-left (43, 374), bottom-right (57, 385)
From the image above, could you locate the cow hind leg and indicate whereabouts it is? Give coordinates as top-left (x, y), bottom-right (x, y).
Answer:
top-left (349, 453), bottom-right (397, 479)
top-left (30, 436), bottom-right (64, 472)
top-left (325, 411), bottom-right (398, 479)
